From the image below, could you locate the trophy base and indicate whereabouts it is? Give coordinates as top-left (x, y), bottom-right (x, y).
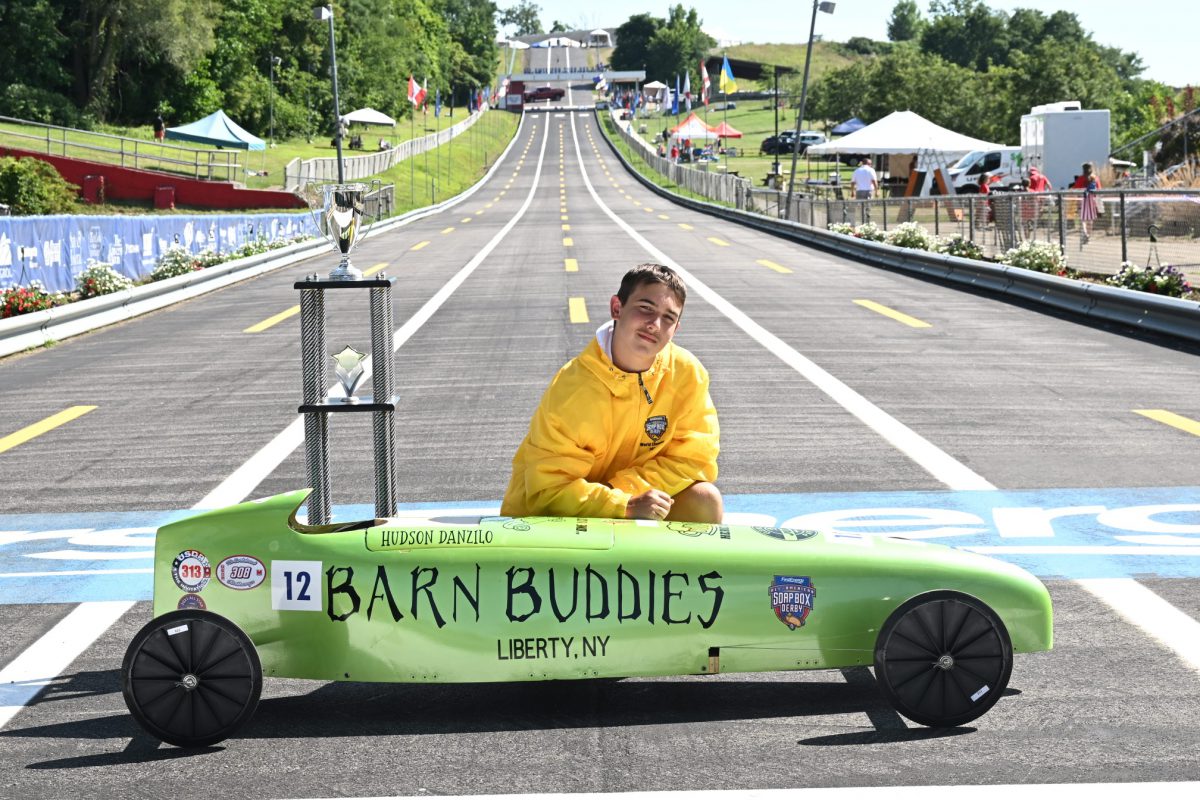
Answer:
top-left (328, 261), bottom-right (363, 281)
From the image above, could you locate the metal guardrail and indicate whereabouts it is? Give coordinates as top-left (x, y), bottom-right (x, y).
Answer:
top-left (284, 107), bottom-right (487, 190)
top-left (595, 111), bottom-right (1200, 346)
top-left (0, 115), bottom-right (244, 180)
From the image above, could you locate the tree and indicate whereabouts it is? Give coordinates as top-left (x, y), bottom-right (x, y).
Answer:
top-left (644, 6), bottom-right (714, 86)
top-left (919, 0), bottom-right (1008, 72)
top-left (887, 1), bottom-right (924, 42)
top-left (548, 20), bottom-right (569, 33)
top-left (610, 13), bottom-right (661, 71)
top-left (500, 1), bottom-right (542, 36)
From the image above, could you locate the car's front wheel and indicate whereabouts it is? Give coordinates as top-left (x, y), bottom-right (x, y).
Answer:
top-left (873, 591), bottom-right (1013, 728)
top-left (122, 610), bottom-right (262, 748)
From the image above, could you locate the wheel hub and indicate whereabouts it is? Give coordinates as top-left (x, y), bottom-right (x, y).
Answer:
top-left (935, 654), bottom-right (955, 671)
top-left (178, 673), bottom-right (199, 690)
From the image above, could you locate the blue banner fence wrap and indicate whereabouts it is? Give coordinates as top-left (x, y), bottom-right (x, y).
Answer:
top-left (0, 212), bottom-right (318, 292)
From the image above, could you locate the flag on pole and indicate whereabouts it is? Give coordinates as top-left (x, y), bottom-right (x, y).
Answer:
top-left (700, 59), bottom-right (711, 106)
top-left (719, 56), bottom-right (737, 95)
top-left (408, 75), bottom-right (427, 106)
top-left (683, 71), bottom-right (692, 111)
top-left (435, 88), bottom-right (442, 117)
top-left (672, 75), bottom-right (680, 115)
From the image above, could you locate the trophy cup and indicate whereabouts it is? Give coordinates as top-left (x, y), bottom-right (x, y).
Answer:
top-left (301, 180), bottom-right (382, 280)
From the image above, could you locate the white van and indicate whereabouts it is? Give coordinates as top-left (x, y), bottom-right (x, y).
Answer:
top-left (947, 147), bottom-right (1021, 192)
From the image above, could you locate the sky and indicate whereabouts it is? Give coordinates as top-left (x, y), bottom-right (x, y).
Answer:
top-left (511, 0), bottom-right (1195, 87)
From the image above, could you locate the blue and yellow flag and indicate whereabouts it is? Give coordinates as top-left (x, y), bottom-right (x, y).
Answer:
top-left (719, 56), bottom-right (737, 95)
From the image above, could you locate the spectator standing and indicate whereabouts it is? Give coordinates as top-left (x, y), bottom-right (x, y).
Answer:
top-left (1071, 162), bottom-right (1102, 244)
top-left (153, 114), bottom-right (165, 143)
top-left (851, 158), bottom-right (878, 200)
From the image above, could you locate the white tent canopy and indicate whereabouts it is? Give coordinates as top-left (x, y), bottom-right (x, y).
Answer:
top-left (670, 112), bottom-right (719, 141)
top-left (805, 110), bottom-right (1005, 157)
top-left (342, 107), bottom-right (396, 126)
top-left (643, 80), bottom-right (667, 90)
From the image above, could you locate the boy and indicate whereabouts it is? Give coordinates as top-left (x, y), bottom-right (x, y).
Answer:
top-left (501, 264), bottom-right (721, 522)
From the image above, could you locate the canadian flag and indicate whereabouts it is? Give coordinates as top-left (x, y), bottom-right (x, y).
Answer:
top-left (407, 75), bottom-right (427, 106)
top-left (700, 59), bottom-right (710, 107)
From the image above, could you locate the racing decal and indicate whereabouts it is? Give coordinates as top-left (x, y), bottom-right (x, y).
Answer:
top-left (216, 555), bottom-right (266, 590)
top-left (171, 549), bottom-right (211, 593)
top-left (177, 593), bottom-right (206, 610)
top-left (644, 415), bottom-right (668, 443)
top-left (325, 562), bottom-right (726, 629)
top-left (271, 560), bottom-right (323, 611)
top-left (497, 635), bottom-right (609, 661)
top-left (377, 528), bottom-right (494, 548)
top-left (667, 522), bottom-right (732, 539)
top-left (753, 526), bottom-right (819, 542)
top-left (770, 576), bottom-right (815, 630)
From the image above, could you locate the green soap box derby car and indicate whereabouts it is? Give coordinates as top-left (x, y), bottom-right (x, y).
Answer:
top-left (122, 489), bottom-right (1053, 747)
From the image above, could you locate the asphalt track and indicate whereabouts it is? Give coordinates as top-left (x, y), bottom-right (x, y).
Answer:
top-left (2, 71), bottom-right (1200, 797)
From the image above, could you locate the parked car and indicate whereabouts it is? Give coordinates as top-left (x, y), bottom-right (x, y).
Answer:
top-left (760, 131), bottom-right (826, 156)
top-left (524, 86), bottom-right (565, 102)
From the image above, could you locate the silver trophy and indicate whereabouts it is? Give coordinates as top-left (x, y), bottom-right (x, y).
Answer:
top-left (301, 180), bottom-right (382, 280)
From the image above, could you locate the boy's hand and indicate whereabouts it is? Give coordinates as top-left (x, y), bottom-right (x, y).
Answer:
top-left (626, 489), bottom-right (673, 520)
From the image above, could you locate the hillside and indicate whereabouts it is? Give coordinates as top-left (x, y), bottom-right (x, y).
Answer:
top-left (721, 42), bottom-right (860, 87)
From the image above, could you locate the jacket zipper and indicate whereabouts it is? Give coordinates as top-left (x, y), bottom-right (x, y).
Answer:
top-left (637, 372), bottom-right (653, 405)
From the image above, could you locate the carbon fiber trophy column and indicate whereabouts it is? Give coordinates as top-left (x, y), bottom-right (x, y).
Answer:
top-left (297, 182), bottom-right (396, 524)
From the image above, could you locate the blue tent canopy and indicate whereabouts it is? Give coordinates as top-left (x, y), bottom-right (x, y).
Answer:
top-left (165, 110), bottom-right (265, 151)
top-left (831, 117), bottom-right (866, 136)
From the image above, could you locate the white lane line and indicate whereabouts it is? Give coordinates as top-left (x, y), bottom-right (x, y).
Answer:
top-left (0, 600), bottom-right (133, 730)
top-left (1078, 579), bottom-right (1200, 674)
top-left (296, 783), bottom-right (1200, 800)
top-left (571, 113), bottom-right (1200, 682)
top-left (568, 115), bottom-right (992, 493)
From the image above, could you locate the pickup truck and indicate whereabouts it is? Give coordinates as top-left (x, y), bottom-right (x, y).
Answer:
top-left (523, 86), bottom-right (565, 102)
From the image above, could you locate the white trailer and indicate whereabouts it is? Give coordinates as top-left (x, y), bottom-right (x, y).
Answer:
top-left (1020, 101), bottom-right (1110, 190)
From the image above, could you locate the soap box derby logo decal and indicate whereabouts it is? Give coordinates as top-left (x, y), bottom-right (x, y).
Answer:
top-left (770, 575), bottom-right (815, 630)
top-left (645, 415), bottom-right (668, 443)
top-left (171, 549), bottom-right (211, 593)
top-left (754, 527), bottom-right (819, 542)
top-left (216, 555), bottom-right (266, 591)
top-left (177, 594), bottom-right (206, 610)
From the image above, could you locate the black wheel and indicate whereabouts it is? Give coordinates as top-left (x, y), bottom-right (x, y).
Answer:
top-left (122, 610), bottom-right (262, 748)
top-left (874, 591), bottom-right (1013, 728)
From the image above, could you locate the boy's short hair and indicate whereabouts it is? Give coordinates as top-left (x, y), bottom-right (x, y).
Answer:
top-left (616, 263), bottom-right (687, 306)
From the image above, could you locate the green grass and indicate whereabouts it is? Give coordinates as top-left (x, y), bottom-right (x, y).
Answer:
top-left (1, 110), bottom-right (519, 217)
top-left (722, 41), bottom-right (856, 88)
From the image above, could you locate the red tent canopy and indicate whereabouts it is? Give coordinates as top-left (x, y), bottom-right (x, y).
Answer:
top-left (711, 121), bottom-right (743, 139)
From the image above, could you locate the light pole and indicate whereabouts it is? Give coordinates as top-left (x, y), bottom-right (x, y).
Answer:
top-left (268, 54), bottom-right (282, 147)
top-left (784, 0), bottom-right (835, 219)
top-left (315, 5), bottom-right (344, 183)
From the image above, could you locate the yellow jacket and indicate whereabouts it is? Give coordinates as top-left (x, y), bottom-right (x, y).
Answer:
top-left (501, 333), bottom-right (719, 518)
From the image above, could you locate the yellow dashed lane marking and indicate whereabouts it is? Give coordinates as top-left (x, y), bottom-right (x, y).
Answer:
top-left (564, 258), bottom-right (579, 272)
top-left (658, 214), bottom-right (670, 220)
top-left (561, 214), bottom-right (569, 220)
top-left (756, 259), bottom-right (793, 274)
top-left (441, 227), bottom-right (455, 234)
top-left (643, 207), bottom-right (654, 213)
top-left (461, 217), bottom-right (472, 223)
top-left (678, 223), bottom-right (694, 231)
top-left (854, 299), bottom-right (931, 328)
top-left (562, 224), bottom-right (571, 231)
top-left (411, 241), bottom-right (430, 251)
top-left (563, 237), bottom-right (574, 247)
top-left (475, 209), bottom-right (484, 215)
top-left (1134, 410), bottom-right (1200, 437)
top-left (568, 297), bottom-right (589, 323)
top-left (707, 237), bottom-right (730, 247)
top-left (362, 262), bottom-right (388, 277)
top-left (0, 406), bottom-right (97, 454)
top-left (246, 305), bottom-right (300, 333)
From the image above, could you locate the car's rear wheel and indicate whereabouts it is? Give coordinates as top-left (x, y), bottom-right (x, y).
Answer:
top-left (122, 610), bottom-right (262, 748)
top-left (873, 591), bottom-right (1012, 728)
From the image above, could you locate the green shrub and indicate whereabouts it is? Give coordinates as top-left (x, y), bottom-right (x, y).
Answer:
top-left (0, 84), bottom-right (88, 128)
top-left (0, 156), bottom-right (80, 215)
top-left (886, 221), bottom-right (936, 250)
top-left (936, 235), bottom-right (986, 261)
top-left (76, 261), bottom-right (133, 298)
top-left (1106, 262), bottom-right (1193, 298)
top-left (999, 240), bottom-right (1069, 276)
